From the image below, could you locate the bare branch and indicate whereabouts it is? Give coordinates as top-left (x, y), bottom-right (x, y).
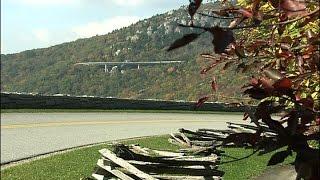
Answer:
top-left (197, 12), bottom-right (237, 19)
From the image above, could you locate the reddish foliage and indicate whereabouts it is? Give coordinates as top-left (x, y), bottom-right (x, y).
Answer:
top-left (211, 76), bottom-right (218, 92)
top-left (236, 8), bottom-right (253, 18)
top-left (209, 27), bottom-right (235, 53)
top-left (195, 96), bottom-right (209, 109)
top-left (168, 1), bottom-right (319, 178)
top-left (273, 77), bottom-right (293, 90)
top-left (167, 33), bottom-right (201, 51)
top-left (188, 0), bottom-right (203, 25)
top-left (280, 0), bottom-right (306, 12)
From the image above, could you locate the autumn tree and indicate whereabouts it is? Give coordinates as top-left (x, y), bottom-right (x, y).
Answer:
top-left (168, 0), bottom-right (319, 179)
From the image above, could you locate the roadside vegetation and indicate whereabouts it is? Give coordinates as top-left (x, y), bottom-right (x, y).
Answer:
top-left (1, 135), bottom-right (294, 180)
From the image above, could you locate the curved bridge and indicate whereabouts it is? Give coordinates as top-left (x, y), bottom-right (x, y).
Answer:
top-left (75, 61), bottom-right (184, 72)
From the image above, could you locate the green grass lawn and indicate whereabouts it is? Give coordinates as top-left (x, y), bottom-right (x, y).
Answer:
top-left (219, 147), bottom-right (295, 180)
top-left (1, 135), bottom-right (295, 180)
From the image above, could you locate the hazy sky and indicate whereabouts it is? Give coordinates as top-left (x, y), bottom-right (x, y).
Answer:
top-left (1, 0), bottom-right (187, 54)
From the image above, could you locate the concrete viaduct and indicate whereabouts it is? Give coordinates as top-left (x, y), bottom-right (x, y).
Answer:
top-left (75, 61), bottom-right (184, 73)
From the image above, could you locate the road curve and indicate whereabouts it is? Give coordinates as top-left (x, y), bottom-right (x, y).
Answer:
top-left (1, 112), bottom-right (246, 164)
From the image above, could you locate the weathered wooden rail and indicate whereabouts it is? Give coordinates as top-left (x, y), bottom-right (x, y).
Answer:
top-left (87, 121), bottom-right (276, 180)
top-left (89, 144), bottom-right (223, 180)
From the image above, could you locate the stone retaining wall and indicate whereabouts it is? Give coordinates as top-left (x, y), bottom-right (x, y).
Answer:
top-left (1, 93), bottom-right (244, 112)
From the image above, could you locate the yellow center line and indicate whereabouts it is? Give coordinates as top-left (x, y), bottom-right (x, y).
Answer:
top-left (1, 119), bottom-right (219, 129)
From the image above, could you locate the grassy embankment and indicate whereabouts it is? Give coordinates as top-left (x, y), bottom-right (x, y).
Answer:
top-left (1, 135), bottom-right (295, 180)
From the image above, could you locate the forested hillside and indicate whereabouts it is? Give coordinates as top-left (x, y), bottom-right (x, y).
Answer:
top-left (1, 3), bottom-right (249, 102)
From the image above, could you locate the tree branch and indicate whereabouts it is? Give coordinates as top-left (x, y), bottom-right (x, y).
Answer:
top-left (278, 8), bottom-right (320, 25)
top-left (197, 12), bottom-right (237, 19)
top-left (178, 8), bottom-right (320, 30)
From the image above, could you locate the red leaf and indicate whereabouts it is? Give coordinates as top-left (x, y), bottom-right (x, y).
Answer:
top-left (273, 77), bottom-right (293, 90)
top-left (211, 76), bottom-right (218, 92)
top-left (252, 0), bottom-right (261, 13)
top-left (254, 101), bottom-right (272, 120)
top-left (244, 87), bottom-right (269, 99)
top-left (194, 0), bottom-right (202, 6)
top-left (300, 109), bottom-right (315, 125)
top-left (209, 27), bottom-right (235, 54)
top-left (280, 0), bottom-right (306, 12)
top-left (188, 0), bottom-right (202, 23)
top-left (250, 77), bottom-right (260, 87)
top-left (285, 10), bottom-right (308, 18)
top-left (281, 0), bottom-right (307, 17)
top-left (252, 0), bottom-right (262, 23)
top-left (264, 118), bottom-right (288, 137)
top-left (167, 33), bottom-right (200, 51)
top-left (195, 96), bottom-right (209, 108)
top-left (259, 77), bottom-right (274, 93)
top-left (276, 50), bottom-right (293, 59)
top-left (299, 95), bottom-right (314, 109)
top-left (223, 132), bottom-right (261, 146)
top-left (302, 54), bottom-right (310, 59)
top-left (268, 150), bottom-right (292, 166)
top-left (237, 8), bottom-right (253, 18)
top-left (316, 117), bottom-right (320, 125)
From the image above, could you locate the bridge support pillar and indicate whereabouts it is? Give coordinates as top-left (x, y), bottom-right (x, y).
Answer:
top-left (104, 65), bottom-right (109, 73)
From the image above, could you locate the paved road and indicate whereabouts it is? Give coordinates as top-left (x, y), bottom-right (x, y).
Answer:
top-left (1, 112), bottom-right (246, 164)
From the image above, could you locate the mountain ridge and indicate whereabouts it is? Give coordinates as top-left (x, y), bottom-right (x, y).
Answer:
top-left (1, 2), bottom-right (248, 103)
